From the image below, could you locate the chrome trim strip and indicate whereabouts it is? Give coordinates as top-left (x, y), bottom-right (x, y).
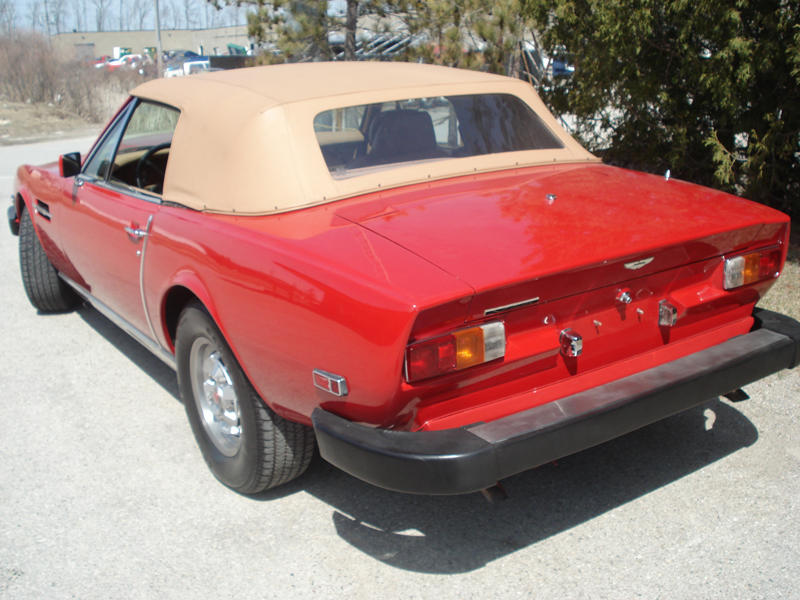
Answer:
top-left (80, 99), bottom-right (135, 171)
top-left (80, 177), bottom-right (162, 205)
top-left (138, 214), bottom-right (159, 343)
top-left (59, 274), bottom-right (176, 370)
top-left (484, 296), bottom-right (540, 316)
top-left (109, 181), bottom-right (163, 204)
top-left (34, 202), bottom-right (51, 220)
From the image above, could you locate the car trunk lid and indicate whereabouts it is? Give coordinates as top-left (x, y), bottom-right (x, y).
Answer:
top-left (338, 163), bottom-right (779, 321)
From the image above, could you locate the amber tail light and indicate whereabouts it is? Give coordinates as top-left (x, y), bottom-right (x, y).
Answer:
top-left (723, 247), bottom-right (782, 290)
top-left (405, 322), bottom-right (505, 383)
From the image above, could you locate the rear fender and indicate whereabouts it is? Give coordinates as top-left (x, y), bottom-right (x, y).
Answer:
top-left (14, 185), bottom-right (32, 217)
top-left (157, 272), bottom-right (311, 425)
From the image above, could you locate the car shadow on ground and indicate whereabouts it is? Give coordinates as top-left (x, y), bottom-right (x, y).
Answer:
top-left (276, 399), bottom-right (757, 574)
top-left (77, 304), bottom-right (181, 401)
top-left (75, 303), bottom-right (761, 574)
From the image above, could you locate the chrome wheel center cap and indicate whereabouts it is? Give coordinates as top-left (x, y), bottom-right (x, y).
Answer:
top-left (190, 340), bottom-right (242, 457)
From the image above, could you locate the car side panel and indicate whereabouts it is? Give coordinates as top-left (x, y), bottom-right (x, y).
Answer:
top-left (141, 207), bottom-right (474, 427)
top-left (57, 179), bottom-right (159, 335)
top-left (14, 164), bottom-right (90, 287)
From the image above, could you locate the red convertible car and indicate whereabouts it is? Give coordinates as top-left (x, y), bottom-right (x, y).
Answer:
top-left (9, 63), bottom-right (799, 496)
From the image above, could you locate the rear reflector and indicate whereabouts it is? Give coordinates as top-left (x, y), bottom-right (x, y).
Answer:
top-left (405, 322), bottom-right (505, 383)
top-left (723, 247), bottom-right (781, 289)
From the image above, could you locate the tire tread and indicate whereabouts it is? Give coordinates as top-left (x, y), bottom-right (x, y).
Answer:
top-left (18, 207), bottom-right (78, 313)
top-left (247, 382), bottom-right (316, 492)
top-left (177, 304), bottom-right (316, 495)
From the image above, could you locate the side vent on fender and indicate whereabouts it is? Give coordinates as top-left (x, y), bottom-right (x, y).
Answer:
top-left (35, 200), bottom-right (52, 221)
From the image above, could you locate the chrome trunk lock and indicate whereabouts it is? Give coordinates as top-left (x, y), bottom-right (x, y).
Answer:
top-left (560, 329), bottom-right (583, 357)
top-left (616, 288), bottom-right (632, 304)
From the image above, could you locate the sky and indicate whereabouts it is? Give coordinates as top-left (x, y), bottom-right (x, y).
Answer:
top-left (9, 0), bottom-right (250, 34)
top-left (8, 0), bottom-right (349, 34)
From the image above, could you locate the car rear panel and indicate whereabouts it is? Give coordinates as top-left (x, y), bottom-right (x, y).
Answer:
top-left (339, 162), bottom-right (790, 431)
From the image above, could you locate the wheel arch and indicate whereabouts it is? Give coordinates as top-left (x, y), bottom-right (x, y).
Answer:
top-left (14, 189), bottom-right (33, 220)
top-left (163, 285), bottom-right (202, 349)
top-left (9, 192), bottom-right (26, 236)
top-left (160, 273), bottom-right (225, 350)
top-left (160, 273), bottom-right (234, 353)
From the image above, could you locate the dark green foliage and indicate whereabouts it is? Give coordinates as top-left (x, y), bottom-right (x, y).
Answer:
top-left (232, 0), bottom-right (536, 72)
top-left (393, 0), bottom-right (535, 74)
top-left (523, 0), bottom-right (800, 219)
top-left (240, 0), bottom-right (332, 61)
top-left (214, 0), bottom-right (799, 218)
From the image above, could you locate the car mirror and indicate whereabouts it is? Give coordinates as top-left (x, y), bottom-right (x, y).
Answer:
top-left (59, 152), bottom-right (81, 178)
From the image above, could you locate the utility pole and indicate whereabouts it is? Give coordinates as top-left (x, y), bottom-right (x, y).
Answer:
top-left (154, 0), bottom-right (164, 77)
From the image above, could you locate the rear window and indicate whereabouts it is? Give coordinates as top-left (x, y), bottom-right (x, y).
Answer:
top-left (314, 94), bottom-right (563, 179)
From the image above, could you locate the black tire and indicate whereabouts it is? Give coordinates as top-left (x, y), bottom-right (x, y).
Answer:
top-left (18, 206), bottom-right (79, 313)
top-left (176, 303), bottom-right (315, 494)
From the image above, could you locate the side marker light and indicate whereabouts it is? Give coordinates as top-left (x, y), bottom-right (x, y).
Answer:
top-left (313, 370), bottom-right (349, 396)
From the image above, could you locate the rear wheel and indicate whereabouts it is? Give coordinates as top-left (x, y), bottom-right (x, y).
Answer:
top-left (176, 303), bottom-right (315, 494)
top-left (18, 206), bottom-right (79, 312)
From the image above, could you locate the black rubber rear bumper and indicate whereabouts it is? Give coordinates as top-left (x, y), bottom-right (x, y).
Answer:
top-left (312, 309), bottom-right (800, 495)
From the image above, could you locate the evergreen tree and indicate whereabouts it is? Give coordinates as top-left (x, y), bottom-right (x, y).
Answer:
top-left (523, 0), bottom-right (800, 219)
top-left (238, 0), bottom-right (332, 61)
top-left (392, 0), bottom-right (537, 74)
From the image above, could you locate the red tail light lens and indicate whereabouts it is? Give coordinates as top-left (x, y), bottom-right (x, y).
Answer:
top-left (405, 322), bottom-right (505, 383)
top-left (406, 335), bottom-right (458, 381)
top-left (759, 251), bottom-right (781, 279)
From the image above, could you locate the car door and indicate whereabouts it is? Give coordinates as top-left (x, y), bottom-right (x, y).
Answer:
top-left (60, 99), bottom-right (179, 337)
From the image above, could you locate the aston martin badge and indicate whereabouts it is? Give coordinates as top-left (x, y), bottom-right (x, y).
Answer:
top-left (624, 257), bottom-right (655, 270)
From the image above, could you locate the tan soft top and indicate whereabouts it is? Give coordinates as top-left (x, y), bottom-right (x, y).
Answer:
top-left (132, 62), bottom-right (597, 215)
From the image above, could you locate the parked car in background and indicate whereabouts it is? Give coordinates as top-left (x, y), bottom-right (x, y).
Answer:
top-left (9, 63), bottom-right (799, 497)
top-left (518, 42), bottom-right (576, 84)
top-left (551, 55), bottom-right (575, 77)
top-left (164, 58), bottom-right (211, 77)
top-left (103, 53), bottom-right (146, 72)
top-left (185, 60), bottom-right (212, 75)
top-left (165, 49), bottom-right (200, 62)
top-left (92, 55), bottom-right (112, 68)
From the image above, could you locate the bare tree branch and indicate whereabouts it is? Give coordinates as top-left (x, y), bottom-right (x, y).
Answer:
top-left (0, 0), bottom-right (17, 33)
top-left (70, 0), bottom-right (87, 31)
top-left (92, 0), bottom-right (111, 30)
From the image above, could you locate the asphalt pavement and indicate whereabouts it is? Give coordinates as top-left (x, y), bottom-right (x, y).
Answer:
top-left (1, 137), bottom-right (798, 599)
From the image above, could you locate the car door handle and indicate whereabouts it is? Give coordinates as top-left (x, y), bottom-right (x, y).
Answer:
top-left (124, 226), bottom-right (147, 239)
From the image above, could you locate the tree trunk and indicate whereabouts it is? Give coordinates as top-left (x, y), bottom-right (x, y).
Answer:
top-left (344, 0), bottom-right (357, 61)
